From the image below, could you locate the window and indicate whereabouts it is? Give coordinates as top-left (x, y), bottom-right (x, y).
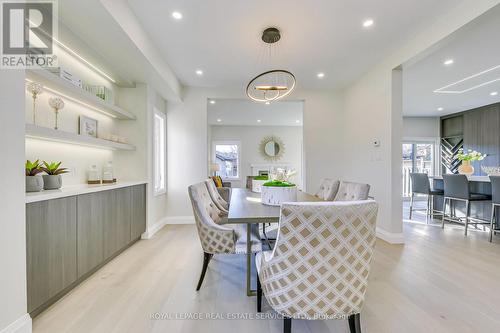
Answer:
top-left (154, 110), bottom-right (166, 195)
top-left (213, 141), bottom-right (240, 179)
top-left (402, 141), bottom-right (437, 197)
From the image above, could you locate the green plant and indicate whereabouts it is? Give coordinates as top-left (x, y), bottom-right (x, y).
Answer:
top-left (41, 161), bottom-right (68, 175)
top-left (253, 175), bottom-right (269, 181)
top-left (263, 180), bottom-right (295, 187)
top-left (26, 160), bottom-right (43, 176)
top-left (456, 149), bottom-right (487, 162)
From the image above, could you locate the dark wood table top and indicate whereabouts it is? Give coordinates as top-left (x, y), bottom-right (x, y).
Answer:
top-left (224, 188), bottom-right (321, 224)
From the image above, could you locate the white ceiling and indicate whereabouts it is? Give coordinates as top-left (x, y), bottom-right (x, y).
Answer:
top-left (403, 5), bottom-right (500, 117)
top-left (127, 0), bottom-right (461, 90)
top-left (208, 99), bottom-right (303, 127)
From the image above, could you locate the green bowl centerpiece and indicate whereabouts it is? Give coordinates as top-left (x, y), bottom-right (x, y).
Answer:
top-left (261, 168), bottom-right (297, 206)
top-left (251, 175), bottom-right (269, 193)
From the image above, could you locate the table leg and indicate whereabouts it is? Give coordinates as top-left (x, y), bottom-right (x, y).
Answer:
top-left (246, 223), bottom-right (256, 296)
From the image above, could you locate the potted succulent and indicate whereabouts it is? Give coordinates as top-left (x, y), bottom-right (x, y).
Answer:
top-left (261, 168), bottom-right (298, 206)
top-left (26, 160), bottom-right (44, 192)
top-left (41, 161), bottom-right (68, 190)
top-left (456, 149), bottom-right (487, 176)
top-left (251, 175), bottom-right (269, 193)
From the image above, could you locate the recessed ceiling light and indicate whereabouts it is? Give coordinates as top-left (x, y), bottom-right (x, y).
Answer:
top-left (209, 100), bottom-right (216, 104)
top-left (265, 101), bottom-right (270, 105)
top-left (196, 70), bottom-right (203, 75)
top-left (444, 59), bottom-right (454, 66)
top-left (491, 91), bottom-right (498, 96)
top-left (172, 11), bottom-right (183, 20)
top-left (257, 119), bottom-right (261, 123)
top-left (216, 118), bottom-right (221, 122)
top-left (362, 19), bottom-right (374, 28)
top-left (295, 120), bottom-right (300, 124)
top-left (317, 73), bottom-right (325, 78)
top-left (437, 107), bottom-right (444, 111)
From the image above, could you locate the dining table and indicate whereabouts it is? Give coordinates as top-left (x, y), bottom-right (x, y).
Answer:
top-left (221, 187), bottom-right (321, 296)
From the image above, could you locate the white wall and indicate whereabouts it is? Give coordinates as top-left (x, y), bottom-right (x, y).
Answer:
top-left (0, 72), bottom-right (31, 332)
top-left (402, 117), bottom-right (440, 139)
top-left (210, 125), bottom-right (303, 188)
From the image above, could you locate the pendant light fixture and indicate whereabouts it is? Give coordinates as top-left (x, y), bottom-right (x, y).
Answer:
top-left (246, 27), bottom-right (296, 103)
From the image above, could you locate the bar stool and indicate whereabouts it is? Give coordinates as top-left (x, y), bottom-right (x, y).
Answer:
top-left (409, 173), bottom-right (444, 223)
top-left (442, 174), bottom-right (491, 235)
top-left (489, 176), bottom-right (500, 242)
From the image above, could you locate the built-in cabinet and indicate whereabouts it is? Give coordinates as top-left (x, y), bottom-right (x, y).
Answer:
top-left (26, 184), bottom-right (146, 316)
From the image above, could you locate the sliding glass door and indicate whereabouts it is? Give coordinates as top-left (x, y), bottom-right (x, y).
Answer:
top-left (402, 142), bottom-right (435, 197)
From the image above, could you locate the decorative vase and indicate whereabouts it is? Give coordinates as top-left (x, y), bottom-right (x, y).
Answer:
top-left (26, 176), bottom-right (44, 192)
top-left (49, 97), bottom-right (65, 130)
top-left (42, 175), bottom-right (62, 190)
top-left (251, 179), bottom-right (267, 193)
top-left (458, 160), bottom-right (474, 176)
top-left (261, 185), bottom-right (297, 206)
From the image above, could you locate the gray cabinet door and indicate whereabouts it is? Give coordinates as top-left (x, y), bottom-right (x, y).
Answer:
top-left (77, 191), bottom-right (104, 277)
top-left (103, 187), bottom-right (132, 259)
top-left (131, 185), bottom-right (146, 240)
top-left (26, 197), bottom-right (77, 313)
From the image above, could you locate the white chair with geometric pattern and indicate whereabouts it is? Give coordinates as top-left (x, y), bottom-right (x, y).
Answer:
top-left (188, 182), bottom-right (261, 290)
top-left (315, 178), bottom-right (340, 201)
top-left (256, 200), bottom-right (379, 333)
top-left (333, 181), bottom-right (371, 201)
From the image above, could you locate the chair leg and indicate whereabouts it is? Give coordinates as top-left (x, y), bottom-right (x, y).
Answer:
top-left (490, 205), bottom-right (496, 242)
top-left (465, 200), bottom-right (470, 236)
top-left (196, 252), bottom-right (212, 291)
top-left (283, 317), bottom-right (292, 333)
top-left (409, 193), bottom-right (414, 219)
top-left (348, 313), bottom-right (362, 333)
top-left (442, 198), bottom-right (448, 229)
top-left (257, 274), bottom-right (262, 312)
top-left (426, 195), bottom-right (430, 224)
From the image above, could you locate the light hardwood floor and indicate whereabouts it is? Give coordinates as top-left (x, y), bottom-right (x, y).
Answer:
top-left (33, 211), bottom-right (500, 333)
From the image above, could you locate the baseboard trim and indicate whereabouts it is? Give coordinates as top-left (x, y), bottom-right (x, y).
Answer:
top-left (0, 314), bottom-right (32, 333)
top-left (376, 227), bottom-right (405, 244)
top-left (141, 216), bottom-right (195, 239)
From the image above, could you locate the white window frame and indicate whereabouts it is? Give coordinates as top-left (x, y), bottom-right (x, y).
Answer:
top-left (154, 109), bottom-right (167, 196)
top-left (212, 140), bottom-right (241, 180)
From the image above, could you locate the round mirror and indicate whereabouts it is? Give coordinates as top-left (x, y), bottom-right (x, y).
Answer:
top-left (264, 141), bottom-right (280, 156)
top-left (259, 136), bottom-right (285, 161)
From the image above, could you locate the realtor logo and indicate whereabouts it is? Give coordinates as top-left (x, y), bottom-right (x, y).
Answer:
top-left (1, 0), bottom-right (58, 68)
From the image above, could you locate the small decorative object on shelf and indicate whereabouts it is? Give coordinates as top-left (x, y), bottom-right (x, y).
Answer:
top-left (481, 166), bottom-right (500, 176)
top-left (26, 82), bottom-right (43, 125)
top-left (83, 84), bottom-right (112, 102)
top-left (102, 161), bottom-right (116, 184)
top-left (48, 97), bottom-right (65, 130)
top-left (251, 175), bottom-right (269, 193)
top-left (41, 161), bottom-right (68, 190)
top-left (79, 115), bottom-right (98, 138)
top-left (26, 160), bottom-right (44, 192)
top-left (456, 149), bottom-right (487, 176)
top-left (48, 67), bottom-right (83, 88)
top-left (87, 164), bottom-right (101, 184)
top-left (261, 167), bottom-right (298, 205)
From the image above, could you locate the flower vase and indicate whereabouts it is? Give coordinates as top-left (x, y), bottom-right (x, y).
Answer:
top-left (458, 160), bottom-right (474, 176)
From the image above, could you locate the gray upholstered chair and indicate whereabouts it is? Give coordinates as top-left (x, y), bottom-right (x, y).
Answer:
top-left (489, 176), bottom-right (500, 242)
top-left (256, 201), bottom-right (379, 333)
top-left (315, 178), bottom-right (340, 201)
top-left (334, 181), bottom-right (370, 201)
top-left (441, 174), bottom-right (491, 235)
top-left (205, 179), bottom-right (230, 213)
top-left (408, 173), bottom-right (443, 223)
top-left (188, 182), bottom-right (261, 290)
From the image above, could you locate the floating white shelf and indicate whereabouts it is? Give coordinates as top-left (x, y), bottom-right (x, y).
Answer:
top-left (26, 69), bottom-right (136, 120)
top-left (26, 124), bottom-right (136, 151)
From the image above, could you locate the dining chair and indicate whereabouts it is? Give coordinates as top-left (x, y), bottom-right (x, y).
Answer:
top-left (333, 181), bottom-right (370, 201)
top-left (256, 200), bottom-right (379, 333)
top-left (188, 182), bottom-right (261, 290)
top-left (205, 179), bottom-right (230, 212)
top-left (408, 173), bottom-right (443, 223)
top-left (441, 174), bottom-right (491, 235)
top-left (315, 178), bottom-right (340, 201)
top-left (489, 176), bottom-right (500, 242)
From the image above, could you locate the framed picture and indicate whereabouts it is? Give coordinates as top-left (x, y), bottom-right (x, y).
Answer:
top-left (79, 116), bottom-right (98, 138)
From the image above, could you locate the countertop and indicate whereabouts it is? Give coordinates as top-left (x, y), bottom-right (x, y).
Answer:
top-left (430, 176), bottom-right (491, 182)
top-left (26, 181), bottom-right (148, 203)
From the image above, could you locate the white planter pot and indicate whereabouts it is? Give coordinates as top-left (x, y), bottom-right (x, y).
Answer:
top-left (251, 179), bottom-right (267, 193)
top-left (261, 185), bottom-right (297, 206)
